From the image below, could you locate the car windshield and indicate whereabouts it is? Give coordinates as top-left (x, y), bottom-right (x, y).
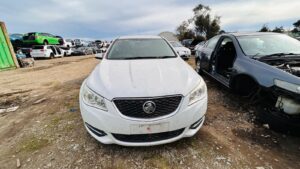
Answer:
top-left (107, 39), bottom-right (176, 60)
top-left (237, 34), bottom-right (300, 57)
top-left (170, 41), bottom-right (183, 47)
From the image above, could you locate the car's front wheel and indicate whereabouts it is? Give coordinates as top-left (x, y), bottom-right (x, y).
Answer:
top-left (195, 58), bottom-right (202, 74)
top-left (50, 53), bottom-right (54, 59)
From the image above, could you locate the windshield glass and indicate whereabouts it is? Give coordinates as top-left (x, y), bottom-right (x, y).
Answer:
top-left (170, 41), bottom-right (183, 47)
top-left (107, 39), bottom-right (176, 59)
top-left (237, 34), bottom-right (300, 57)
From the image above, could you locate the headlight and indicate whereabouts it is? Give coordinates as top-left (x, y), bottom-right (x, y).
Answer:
top-left (274, 79), bottom-right (300, 94)
top-left (82, 84), bottom-right (108, 111)
top-left (188, 79), bottom-right (207, 105)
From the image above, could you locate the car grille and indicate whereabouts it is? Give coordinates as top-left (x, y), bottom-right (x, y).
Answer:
top-left (112, 128), bottom-right (184, 143)
top-left (113, 95), bottom-right (182, 119)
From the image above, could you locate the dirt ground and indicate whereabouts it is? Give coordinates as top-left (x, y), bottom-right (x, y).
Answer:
top-left (0, 55), bottom-right (299, 169)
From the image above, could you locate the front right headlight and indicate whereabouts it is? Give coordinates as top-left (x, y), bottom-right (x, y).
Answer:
top-left (274, 79), bottom-right (300, 94)
top-left (82, 84), bottom-right (108, 111)
top-left (188, 79), bottom-right (207, 106)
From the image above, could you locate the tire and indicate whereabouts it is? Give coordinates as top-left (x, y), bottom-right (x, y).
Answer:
top-left (43, 40), bottom-right (48, 45)
top-left (50, 53), bottom-right (54, 59)
top-left (195, 58), bottom-right (202, 74)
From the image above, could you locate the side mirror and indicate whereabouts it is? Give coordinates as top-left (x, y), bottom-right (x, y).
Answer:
top-left (95, 53), bottom-right (104, 59)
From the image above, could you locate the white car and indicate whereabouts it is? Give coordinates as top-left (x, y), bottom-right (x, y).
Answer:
top-left (30, 45), bottom-right (63, 59)
top-left (79, 35), bottom-right (207, 146)
top-left (169, 41), bottom-right (191, 60)
top-left (60, 47), bottom-right (73, 56)
top-left (63, 39), bottom-right (75, 48)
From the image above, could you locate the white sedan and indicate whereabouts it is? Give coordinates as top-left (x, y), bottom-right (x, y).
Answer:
top-left (79, 35), bottom-right (207, 146)
top-left (169, 41), bottom-right (191, 60)
top-left (30, 45), bottom-right (63, 59)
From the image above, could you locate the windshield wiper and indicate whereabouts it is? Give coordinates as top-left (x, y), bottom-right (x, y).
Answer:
top-left (258, 53), bottom-right (300, 60)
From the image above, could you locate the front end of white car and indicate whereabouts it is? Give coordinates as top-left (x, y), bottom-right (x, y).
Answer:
top-left (79, 36), bottom-right (208, 146)
top-left (177, 48), bottom-right (191, 60)
top-left (80, 79), bottom-right (207, 146)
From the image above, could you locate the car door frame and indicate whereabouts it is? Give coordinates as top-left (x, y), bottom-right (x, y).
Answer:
top-left (208, 35), bottom-right (240, 87)
top-left (199, 36), bottom-right (220, 72)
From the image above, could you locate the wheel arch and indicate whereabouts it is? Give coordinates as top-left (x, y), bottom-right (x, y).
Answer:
top-left (229, 73), bottom-right (261, 95)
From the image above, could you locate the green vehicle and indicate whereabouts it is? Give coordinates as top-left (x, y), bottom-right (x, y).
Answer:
top-left (22, 32), bottom-right (61, 45)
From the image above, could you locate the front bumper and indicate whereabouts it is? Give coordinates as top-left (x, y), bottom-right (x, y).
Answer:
top-left (80, 92), bottom-right (207, 146)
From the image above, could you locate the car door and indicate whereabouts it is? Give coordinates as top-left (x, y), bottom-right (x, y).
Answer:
top-left (200, 36), bottom-right (220, 72)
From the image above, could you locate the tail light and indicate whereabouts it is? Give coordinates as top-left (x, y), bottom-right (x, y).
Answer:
top-left (40, 49), bottom-right (44, 52)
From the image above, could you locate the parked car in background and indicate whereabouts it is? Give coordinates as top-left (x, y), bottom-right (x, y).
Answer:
top-left (182, 39), bottom-right (199, 54)
top-left (80, 35), bottom-right (207, 146)
top-left (72, 47), bottom-right (94, 56)
top-left (65, 39), bottom-right (75, 48)
top-left (20, 48), bottom-right (32, 58)
top-left (195, 32), bottom-right (300, 132)
top-left (169, 41), bottom-right (191, 60)
top-left (30, 45), bottom-right (63, 59)
top-left (88, 42), bottom-right (98, 54)
top-left (55, 36), bottom-right (64, 45)
top-left (74, 39), bottom-right (89, 47)
top-left (60, 47), bottom-right (73, 56)
top-left (23, 32), bottom-right (60, 45)
top-left (181, 39), bottom-right (193, 48)
top-left (9, 33), bottom-right (23, 49)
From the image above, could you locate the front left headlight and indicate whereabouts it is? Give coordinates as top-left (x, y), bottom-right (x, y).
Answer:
top-left (82, 84), bottom-right (108, 111)
top-left (274, 79), bottom-right (300, 94)
top-left (188, 79), bottom-right (207, 105)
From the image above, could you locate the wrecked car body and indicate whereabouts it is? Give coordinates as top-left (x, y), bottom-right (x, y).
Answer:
top-left (195, 32), bottom-right (300, 131)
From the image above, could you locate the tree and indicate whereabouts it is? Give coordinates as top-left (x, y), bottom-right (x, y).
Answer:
top-left (259, 24), bottom-right (270, 32)
top-left (293, 20), bottom-right (300, 28)
top-left (192, 4), bottom-right (221, 39)
top-left (292, 20), bottom-right (300, 33)
top-left (272, 26), bottom-right (284, 33)
top-left (176, 21), bottom-right (195, 41)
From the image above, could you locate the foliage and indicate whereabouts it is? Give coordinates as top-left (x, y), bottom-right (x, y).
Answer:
top-left (259, 24), bottom-right (270, 32)
top-left (272, 26), bottom-right (284, 33)
top-left (176, 4), bottom-right (221, 40)
top-left (176, 21), bottom-right (195, 41)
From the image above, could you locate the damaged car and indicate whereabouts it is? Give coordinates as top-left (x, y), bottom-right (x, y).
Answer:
top-left (195, 32), bottom-right (300, 132)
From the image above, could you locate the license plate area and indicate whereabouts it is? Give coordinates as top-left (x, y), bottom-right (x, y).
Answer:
top-left (130, 122), bottom-right (169, 134)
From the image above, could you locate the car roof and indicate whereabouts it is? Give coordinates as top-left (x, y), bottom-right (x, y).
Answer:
top-left (118, 35), bottom-right (162, 40)
top-left (224, 32), bottom-right (281, 37)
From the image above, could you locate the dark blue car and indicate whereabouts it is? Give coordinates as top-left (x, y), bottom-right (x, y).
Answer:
top-left (195, 32), bottom-right (300, 132)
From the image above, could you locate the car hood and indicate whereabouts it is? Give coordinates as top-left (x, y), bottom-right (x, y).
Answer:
top-left (86, 58), bottom-right (201, 100)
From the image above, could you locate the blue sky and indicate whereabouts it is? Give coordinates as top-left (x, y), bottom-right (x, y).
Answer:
top-left (0, 0), bottom-right (299, 40)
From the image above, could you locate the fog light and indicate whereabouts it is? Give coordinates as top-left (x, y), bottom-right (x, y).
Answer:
top-left (85, 123), bottom-right (107, 137)
top-left (190, 116), bottom-right (204, 129)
